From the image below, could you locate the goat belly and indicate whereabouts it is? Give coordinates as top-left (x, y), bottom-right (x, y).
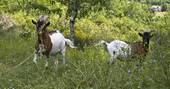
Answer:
top-left (49, 33), bottom-right (65, 55)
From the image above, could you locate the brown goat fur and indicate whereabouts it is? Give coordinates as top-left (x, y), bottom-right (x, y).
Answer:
top-left (40, 22), bottom-right (52, 57)
top-left (33, 19), bottom-right (52, 58)
top-left (131, 42), bottom-right (146, 56)
top-left (130, 31), bottom-right (153, 57)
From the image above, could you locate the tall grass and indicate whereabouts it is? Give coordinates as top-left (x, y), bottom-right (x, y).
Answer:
top-left (0, 29), bottom-right (170, 89)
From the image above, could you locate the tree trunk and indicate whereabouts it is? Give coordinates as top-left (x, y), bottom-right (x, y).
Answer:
top-left (70, 14), bottom-right (75, 44)
top-left (69, 0), bottom-right (78, 45)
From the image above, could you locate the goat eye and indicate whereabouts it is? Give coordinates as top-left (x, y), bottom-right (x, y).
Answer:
top-left (40, 22), bottom-right (43, 25)
top-left (39, 21), bottom-right (44, 25)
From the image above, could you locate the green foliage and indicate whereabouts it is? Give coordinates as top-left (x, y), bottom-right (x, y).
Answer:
top-left (1, 0), bottom-right (170, 88)
top-left (48, 2), bottom-right (68, 16)
top-left (108, 0), bottom-right (129, 17)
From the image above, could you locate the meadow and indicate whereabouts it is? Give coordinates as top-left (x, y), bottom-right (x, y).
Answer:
top-left (1, 0), bottom-right (170, 89)
top-left (0, 25), bottom-right (170, 89)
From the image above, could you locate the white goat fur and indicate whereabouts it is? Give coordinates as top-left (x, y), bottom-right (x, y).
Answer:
top-left (98, 40), bottom-right (131, 64)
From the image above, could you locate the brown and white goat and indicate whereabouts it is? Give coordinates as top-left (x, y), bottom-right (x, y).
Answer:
top-left (97, 31), bottom-right (153, 64)
top-left (32, 15), bottom-right (76, 67)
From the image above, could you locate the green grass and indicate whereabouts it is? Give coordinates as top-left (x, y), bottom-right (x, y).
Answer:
top-left (0, 30), bottom-right (170, 89)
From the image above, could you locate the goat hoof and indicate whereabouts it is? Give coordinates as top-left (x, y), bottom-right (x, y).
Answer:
top-left (45, 66), bottom-right (49, 70)
top-left (62, 61), bottom-right (65, 64)
top-left (33, 59), bottom-right (37, 64)
top-left (108, 61), bottom-right (114, 65)
top-left (136, 64), bottom-right (141, 68)
top-left (54, 61), bottom-right (58, 65)
top-left (45, 63), bottom-right (48, 67)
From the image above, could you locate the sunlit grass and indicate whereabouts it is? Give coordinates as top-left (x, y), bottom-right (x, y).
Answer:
top-left (0, 30), bottom-right (170, 89)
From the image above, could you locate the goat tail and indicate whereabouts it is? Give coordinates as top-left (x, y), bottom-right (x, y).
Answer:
top-left (65, 38), bottom-right (77, 48)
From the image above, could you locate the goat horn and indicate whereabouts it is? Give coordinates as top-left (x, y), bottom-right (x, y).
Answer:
top-left (38, 15), bottom-right (48, 22)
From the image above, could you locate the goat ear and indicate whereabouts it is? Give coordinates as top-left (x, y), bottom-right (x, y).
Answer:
top-left (46, 22), bottom-right (50, 26)
top-left (32, 20), bottom-right (37, 25)
top-left (138, 33), bottom-right (143, 37)
top-left (150, 34), bottom-right (153, 38)
top-left (43, 22), bottom-right (50, 30)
